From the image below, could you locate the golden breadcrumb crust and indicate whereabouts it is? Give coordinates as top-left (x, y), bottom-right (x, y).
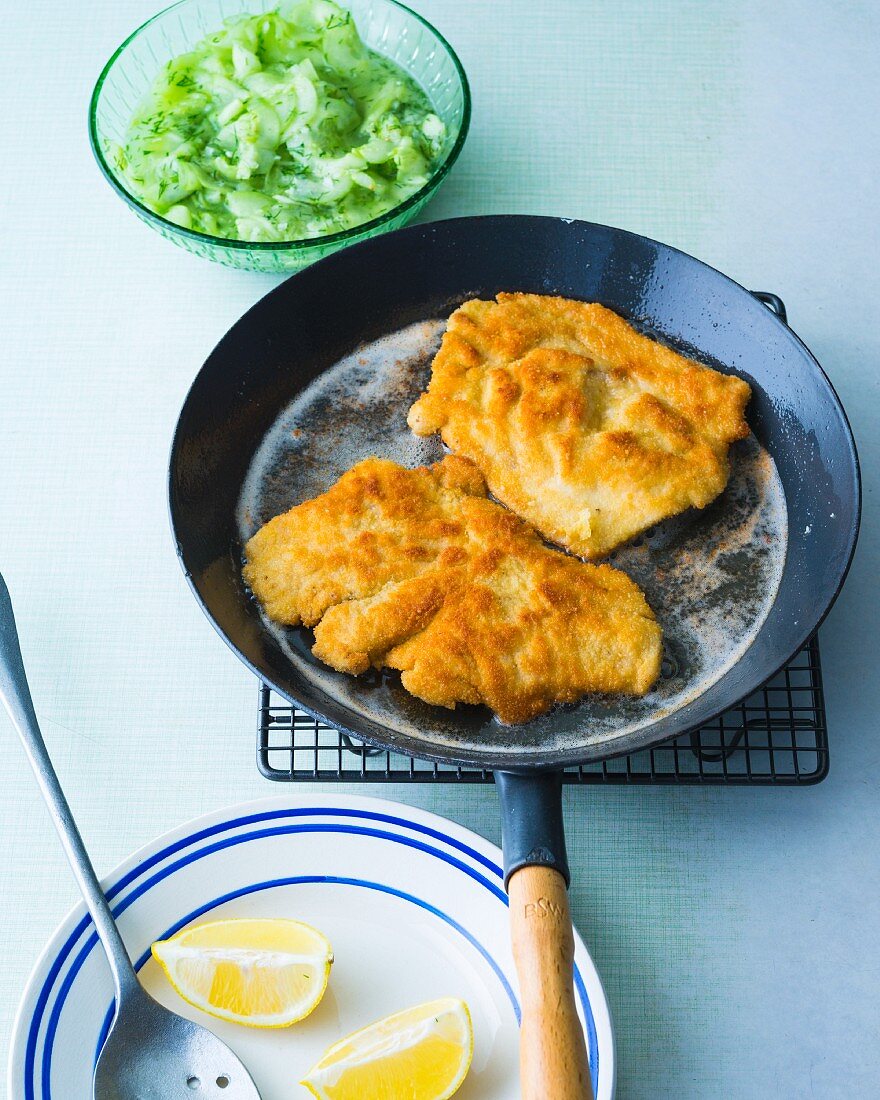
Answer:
top-left (243, 455), bottom-right (662, 723)
top-left (408, 294), bottom-right (751, 559)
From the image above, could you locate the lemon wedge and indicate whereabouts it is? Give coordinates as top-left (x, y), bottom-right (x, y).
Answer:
top-left (302, 997), bottom-right (473, 1100)
top-left (151, 917), bottom-right (333, 1028)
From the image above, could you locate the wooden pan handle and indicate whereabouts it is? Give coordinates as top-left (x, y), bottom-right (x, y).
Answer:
top-left (508, 864), bottom-right (593, 1099)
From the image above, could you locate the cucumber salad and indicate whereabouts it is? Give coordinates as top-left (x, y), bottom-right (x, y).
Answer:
top-left (110, 0), bottom-right (447, 242)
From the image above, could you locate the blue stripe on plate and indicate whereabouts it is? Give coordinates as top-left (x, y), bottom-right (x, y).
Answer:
top-left (23, 808), bottom-right (600, 1098)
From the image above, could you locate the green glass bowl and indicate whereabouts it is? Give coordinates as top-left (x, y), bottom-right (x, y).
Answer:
top-left (89, 0), bottom-right (470, 273)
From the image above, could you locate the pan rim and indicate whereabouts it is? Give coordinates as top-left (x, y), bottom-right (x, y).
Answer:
top-left (168, 214), bottom-right (861, 771)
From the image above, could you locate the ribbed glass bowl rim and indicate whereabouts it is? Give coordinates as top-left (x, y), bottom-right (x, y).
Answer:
top-left (88, 0), bottom-right (471, 253)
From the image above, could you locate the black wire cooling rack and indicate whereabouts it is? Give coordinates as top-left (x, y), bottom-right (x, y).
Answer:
top-left (257, 635), bottom-right (828, 786)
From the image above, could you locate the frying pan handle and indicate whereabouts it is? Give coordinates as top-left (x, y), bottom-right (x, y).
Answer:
top-left (496, 772), bottom-right (593, 1099)
top-left (496, 770), bottom-right (570, 886)
top-left (750, 290), bottom-right (788, 325)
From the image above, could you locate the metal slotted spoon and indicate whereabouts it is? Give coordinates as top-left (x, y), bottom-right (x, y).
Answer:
top-left (0, 574), bottom-right (262, 1100)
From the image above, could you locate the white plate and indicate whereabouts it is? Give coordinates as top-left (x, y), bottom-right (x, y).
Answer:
top-left (9, 794), bottom-right (614, 1099)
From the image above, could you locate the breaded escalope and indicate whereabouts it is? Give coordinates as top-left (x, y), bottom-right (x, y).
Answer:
top-left (243, 455), bottom-right (662, 723)
top-left (408, 294), bottom-right (752, 559)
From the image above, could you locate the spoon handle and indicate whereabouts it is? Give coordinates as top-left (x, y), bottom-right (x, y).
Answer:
top-left (0, 574), bottom-right (138, 1002)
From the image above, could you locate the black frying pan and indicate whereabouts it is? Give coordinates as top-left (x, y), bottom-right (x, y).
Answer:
top-left (169, 216), bottom-right (859, 1097)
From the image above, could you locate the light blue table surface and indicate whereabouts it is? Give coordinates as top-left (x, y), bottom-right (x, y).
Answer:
top-left (1, 1), bottom-right (878, 1096)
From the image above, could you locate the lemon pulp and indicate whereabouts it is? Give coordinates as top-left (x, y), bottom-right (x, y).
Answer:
top-left (302, 997), bottom-right (473, 1100)
top-left (151, 917), bottom-right (333, 1028)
